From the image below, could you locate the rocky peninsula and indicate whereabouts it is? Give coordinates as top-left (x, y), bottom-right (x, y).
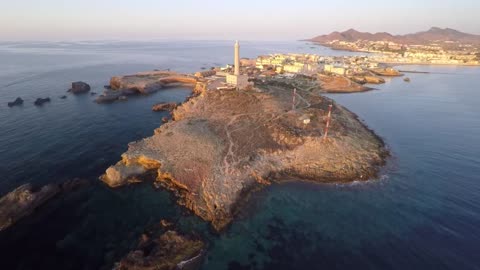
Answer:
top-left (101, 71), bottom-right (388, 231)
top-left (95, 71), bottom-right (201, 103)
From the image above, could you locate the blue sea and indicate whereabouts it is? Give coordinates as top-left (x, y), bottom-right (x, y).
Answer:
top-left (0, 41), bottom-right (479, 270)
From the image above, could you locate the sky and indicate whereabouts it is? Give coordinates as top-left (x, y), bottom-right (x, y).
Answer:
top-left (1, 0), bottom-right (479, 41)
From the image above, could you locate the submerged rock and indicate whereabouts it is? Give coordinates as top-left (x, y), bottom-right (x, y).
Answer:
top-left (68, 81), bottom-right (91, 94)
top-left (114, 230), bottom-right (205, 270)
top-left (60, 95), bottom-right (67, 99)
top-left (0, 184), bottom-right (60, 231)
top-left (34, 97), bottom-right (51, 106)
top-left (7, 97), bottom-right (24, 107)
top-left (0, 179), bottom-right (89, 232)
top-left (152, 102), bottom-right (178, 112)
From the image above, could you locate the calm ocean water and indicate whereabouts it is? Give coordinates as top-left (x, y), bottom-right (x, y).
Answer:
top-left (0, 41), bottom-right (479, 270)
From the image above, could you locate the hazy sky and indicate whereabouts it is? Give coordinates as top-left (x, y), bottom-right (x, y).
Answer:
top-left (1, 0), bottom-right (479, 41)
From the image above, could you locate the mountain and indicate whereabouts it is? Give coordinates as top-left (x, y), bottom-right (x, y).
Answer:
top-left (307, 27), bottom-right (480, 45)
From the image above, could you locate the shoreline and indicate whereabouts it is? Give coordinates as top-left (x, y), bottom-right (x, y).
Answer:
top-left (309, 42), bottom-right (480, 66)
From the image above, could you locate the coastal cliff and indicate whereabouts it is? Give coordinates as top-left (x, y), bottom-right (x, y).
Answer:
top-left (101, 76), bottom-right (388, 231)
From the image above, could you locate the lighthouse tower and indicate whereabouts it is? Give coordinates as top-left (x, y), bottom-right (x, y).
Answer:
top-left (234, 40), bottom-right (240, 76)
top-left (226, 40), bottom-right (251, 89)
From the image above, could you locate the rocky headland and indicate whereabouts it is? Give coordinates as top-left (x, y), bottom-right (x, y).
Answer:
top-left (101, 72), bottom-right (388, 231)
top-left (317, 74), bottom-right (372, 93)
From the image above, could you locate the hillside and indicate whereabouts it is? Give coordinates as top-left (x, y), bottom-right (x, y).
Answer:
top-left (308, 27), bottom-right (480, 45)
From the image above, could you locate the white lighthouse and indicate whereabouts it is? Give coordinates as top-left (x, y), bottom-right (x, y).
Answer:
top-left (226, 40), bottom-right (251, 89)
top-left (234, 40), bottom-right (240, 76)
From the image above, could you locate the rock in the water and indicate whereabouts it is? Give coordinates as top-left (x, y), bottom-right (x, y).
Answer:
top-left (102, 163), bottom-right (147, 187)
top-left (90, 92), bottom-right (97, 96)
top-left (114, 230), bottom-right (204, 270)
top-left (162, 117), bottom-right (169, 123)
top-left (60, 95), bottom-right (67, 99)
top-left (0, 179), bottom-right (89, 232)
top-left (34, 98), bottom-right (51, 106)
top-left (68, 81), bottom-right (91, 94)
top-left (152, 102), bottom-right (178, 112)
top-left (0, 184), bottom-right (60, 231)
top-left (7, 97), bottom-right (24, 107)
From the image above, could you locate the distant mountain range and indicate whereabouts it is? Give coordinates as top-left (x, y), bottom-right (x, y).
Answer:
top-left (307, 27), bottom-right (480, 45)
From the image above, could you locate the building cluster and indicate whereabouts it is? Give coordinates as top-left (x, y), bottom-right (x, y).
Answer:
top-left (254, 53), bottom-right (381, 77)
top-left (195, 39), bottom-right (479, 91)
top-left (323, 40), bottom-right (480, 65)
top-left (256, 54), bottom-right (321, 75)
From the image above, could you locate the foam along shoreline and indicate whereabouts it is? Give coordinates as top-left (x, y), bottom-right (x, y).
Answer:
top-left (101, 70), bottom-right (388, 231)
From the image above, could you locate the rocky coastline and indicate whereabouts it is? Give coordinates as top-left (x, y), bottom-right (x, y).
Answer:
top-left (95, 71), bottom-right (201, 103)
top-left (101, 71), bottom-right (389, 231)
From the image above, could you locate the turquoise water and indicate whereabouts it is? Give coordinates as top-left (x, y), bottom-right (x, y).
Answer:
top-left (0, 42), bottom-right (479, 270)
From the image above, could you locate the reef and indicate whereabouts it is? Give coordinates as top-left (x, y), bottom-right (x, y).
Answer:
top-left (113, 230), bottom-right (205, 270)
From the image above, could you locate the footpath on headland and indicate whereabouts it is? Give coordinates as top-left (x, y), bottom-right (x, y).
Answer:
top-left (100, 70), bottom-right (388, 231)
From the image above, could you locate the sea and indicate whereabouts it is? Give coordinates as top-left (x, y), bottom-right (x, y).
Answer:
top-left (0, 41), bottom-right (479, 270)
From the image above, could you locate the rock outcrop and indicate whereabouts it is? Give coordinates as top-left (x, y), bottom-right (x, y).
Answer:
top-left (96, 71), bottom-right (198, 103)
top-left (152, 102), bottom-right (178, 112)
top-left (7, 97), bottom-right (24, 107)
top-left (114, 230), bottom-right (204, 270)
top-left (318, 74), bottom-right (371, 93)
top-left (34, 97), bottom-right (51, 106)
top-left (370, 68), bottom-right (403, 77)
top-left (101, 77), bottom-right (388, 231)
top-left (68, 81), bottom-right (91, 94)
